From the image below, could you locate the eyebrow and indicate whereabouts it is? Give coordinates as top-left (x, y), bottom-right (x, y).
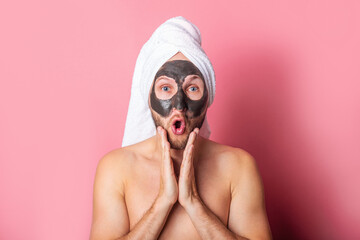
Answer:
top-left (155, 76), bottom-right (176, 83)
top-left (184, 75), bottom-right (203, 84)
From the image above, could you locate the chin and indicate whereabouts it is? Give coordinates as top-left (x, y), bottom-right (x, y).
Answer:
top-left (167, 129), bottom-right (190, 150)
top-left (169, 139), bottom-right (187, 150)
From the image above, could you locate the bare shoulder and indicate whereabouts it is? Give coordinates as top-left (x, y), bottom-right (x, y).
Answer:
top-left (97, 140), bottom-right (149, 169)
top-left (97, 147), bottom-right (134, 171)
top-left (94, 145), bottom-right (139, 195)
top-left (91, 146), bottom-right (139, 239)
top-left (203, 139), bottom-right (272, 239)
top-left (201, 138), bottom-right (262, 192)
top-left (202, 138), bottom-right (258, 172)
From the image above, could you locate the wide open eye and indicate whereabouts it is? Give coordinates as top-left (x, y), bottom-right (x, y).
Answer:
top-left (161, 86), bottom-right (170, 91)
top-left (154, 78), bottom-right (177, 100)
top-left (186, 85), bottom-right (203, 100)
top-left (183, 75), bottom-right (204, 100)
top-left (188, 86), bottom-right (198, 92)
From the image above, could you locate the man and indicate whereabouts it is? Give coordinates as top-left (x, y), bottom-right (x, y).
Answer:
top-left (90, 17), bottom-right (272, 240)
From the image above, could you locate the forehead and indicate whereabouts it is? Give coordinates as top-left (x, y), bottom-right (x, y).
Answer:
top-left (154, 60), bottom-right (204, 81)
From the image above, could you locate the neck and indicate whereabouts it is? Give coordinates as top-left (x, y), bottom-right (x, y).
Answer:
top-left (153, 131), bottom-right (202, 176)
top-left (169, 148), bottom-right (185, 166)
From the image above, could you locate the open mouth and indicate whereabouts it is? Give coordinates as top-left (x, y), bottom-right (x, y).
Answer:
top-left (171, 119), bottom-right (186, 135)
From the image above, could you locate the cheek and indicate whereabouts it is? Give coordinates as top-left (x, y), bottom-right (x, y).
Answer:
top-left (151, 109), bottom-right (165, 126)
top-left (150, 89), bottom-right (173, 117)
top-left (187, 101), bottom-right (205, 116)
top-left (186, 109), bottom-right (207, 130)
top-left (186, 93), bottom-right (208, 118)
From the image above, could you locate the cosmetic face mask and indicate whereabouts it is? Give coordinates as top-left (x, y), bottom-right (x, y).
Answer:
top-left (150, 60), bottom-right (208, 118)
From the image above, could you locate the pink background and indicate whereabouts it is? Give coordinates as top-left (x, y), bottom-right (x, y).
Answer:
top-left (1, 0), bottom-right (359, 239)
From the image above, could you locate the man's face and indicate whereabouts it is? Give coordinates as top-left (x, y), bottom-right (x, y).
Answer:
top-left (149, 59), bottom-right (208, 150)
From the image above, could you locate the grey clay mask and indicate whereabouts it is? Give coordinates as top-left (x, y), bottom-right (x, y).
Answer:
top-left (150, 60), bottom-right (208, 118)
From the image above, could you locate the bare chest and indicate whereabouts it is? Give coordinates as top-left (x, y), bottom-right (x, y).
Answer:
top-left (123, 160), bottom-right (231, 239)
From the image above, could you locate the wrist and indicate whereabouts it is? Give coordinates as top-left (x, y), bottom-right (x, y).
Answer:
top-left (155, 194), bottom-right (176, 211)
top-left (182, 195), bottom-right (203, 214)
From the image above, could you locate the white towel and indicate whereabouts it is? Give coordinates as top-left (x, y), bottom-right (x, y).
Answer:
top-left (122, 16), bottom-right (216, 147)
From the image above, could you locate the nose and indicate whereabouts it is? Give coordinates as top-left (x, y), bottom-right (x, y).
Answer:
top-left (173, 90), bottom-right (187, 111)
top-left (172, 107), bottom-right (185, 113)
top-left (174, 103), bottom-right (186, 111)
top-left (170, 108), bottom-right (186, 119)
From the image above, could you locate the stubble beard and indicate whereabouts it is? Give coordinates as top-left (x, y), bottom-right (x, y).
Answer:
top-left (151, 111), bottom-right (206, 150)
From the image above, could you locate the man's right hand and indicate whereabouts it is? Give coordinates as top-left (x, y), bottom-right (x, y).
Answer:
top-left (90, 127), bottom-right (180, 240)
top-left (157, 126), bottom-right (178, 206)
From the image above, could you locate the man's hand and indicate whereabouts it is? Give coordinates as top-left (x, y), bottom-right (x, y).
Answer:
top-left (157, 126), bottom-right (178, 207)
top-left (178, 128), bottom-right (200, 209)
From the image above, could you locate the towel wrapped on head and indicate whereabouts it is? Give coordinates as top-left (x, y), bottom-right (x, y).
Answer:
top-left (122, 16), bottom-right (216, 147)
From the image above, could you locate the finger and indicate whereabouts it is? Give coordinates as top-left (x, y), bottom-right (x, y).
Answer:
top-left (163, 137), bottom-right (175, 176)
top-left (185, 130), bottom-right (198, 153)
top-left (157, 126), bottom-right (165, 137)
top-left (157, 126), bottom-right (164, 148)
top-left (160, 129), bottom-right (170, 162)
top-left (187, 145), bottom-right (195, 177)
top-left (164, 140), bottom-right (171, 161)
top-left (181, 144), bottom-right (194, 177)
top-left (186, 144), bottom-right (194, 166)
top-left (158, 127), bottom-right (171, 168)
top-left (159, 127), bottom-right (168, 150)
top-left (185, 132), bottom-right (194, 152)
top-left (194, 127), bottom-right (200, 135)
top-left (158, 127), bottom-right (165, 157)
top-left (190, 128), bottom-right (199, 144)
top-left (183, 129), bottom-right (198, 166)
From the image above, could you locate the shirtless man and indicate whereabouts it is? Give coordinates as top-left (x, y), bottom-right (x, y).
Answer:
top-left (90, 50), bottom-right (272, 239)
